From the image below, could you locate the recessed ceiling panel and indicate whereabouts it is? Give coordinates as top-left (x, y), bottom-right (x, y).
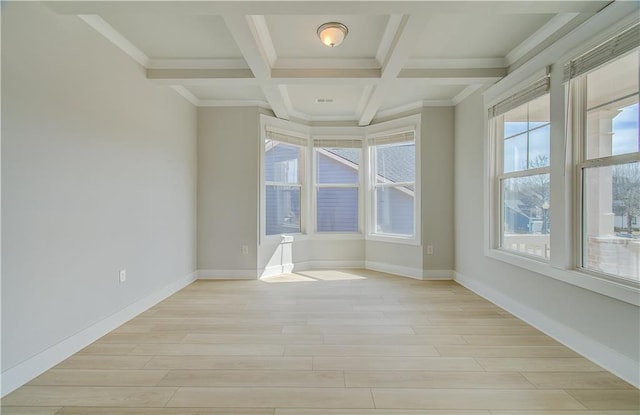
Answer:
top-left (286, 84), bottom-right (364, 117)
top-left (380, 82), bottom-right (467, 111)
top-left (101, 14), bottom-right (244, 59)
top-left (185, 85), bottom-right (266, 101)
top-left (266, 15), bottom-right (389, 59)
top-left (412, 13), bottom-right (554, 59)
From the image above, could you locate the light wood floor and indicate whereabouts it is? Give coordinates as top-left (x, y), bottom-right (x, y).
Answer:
top-left (2, 269), bottom-right (638, 414)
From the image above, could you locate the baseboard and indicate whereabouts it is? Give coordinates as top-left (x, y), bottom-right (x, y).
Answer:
top-left (454, 271), bottom-right (640, 388)
top-left (307, 260), bottom-right (366, 269)
top-left (365, 261), bottom-right (424, 280)
top-left (197, 269), bottom-right (257, 280)
top-left (0, 271), bottom-right (197, 397)
top-left (422, 269), bottom-right (454, 280)
top-left (259, 264), bottom-right (294, 278)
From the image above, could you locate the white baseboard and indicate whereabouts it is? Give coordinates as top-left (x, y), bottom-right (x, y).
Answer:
top-left (454, 271), bottom-right (640, 388)
top-left (366, 261), bottom-right (424, 280)
top-left (197, 269), bottom-right (257, 280)
top-left (422, 269), bottom-right (454, 280)
top-left (1, 271), bottom-right (197, 397)
top-left (259, 264), bottom-right (293, 278)
top-left (307, 260), bottom-right (366, 269)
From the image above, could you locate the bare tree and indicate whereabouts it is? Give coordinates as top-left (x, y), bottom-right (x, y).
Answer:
top-left (613, 162), bottom-right (640, 234)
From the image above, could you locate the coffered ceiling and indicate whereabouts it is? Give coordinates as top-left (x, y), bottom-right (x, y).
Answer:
top-left (48, 1), bottom-right (610, 125)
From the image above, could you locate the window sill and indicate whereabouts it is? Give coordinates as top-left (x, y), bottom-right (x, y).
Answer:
top-left (366, 233), bottom-right (421, 246)
top-left (485, 248), bottom-right (640, 306)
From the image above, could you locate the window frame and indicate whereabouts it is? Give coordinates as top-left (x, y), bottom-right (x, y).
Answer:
top-left (365, 114), bottom-right (422, 245)
top-left (570, 51), bottom-right (640, 284)
top-left (490, 88), bottom-right (552, 261)
top-left (483, 17), bottom-right (640, 306)
top-left (311, 137), bottom-right (363, 235)
top-left (260, 118), bottom-right (310, 243)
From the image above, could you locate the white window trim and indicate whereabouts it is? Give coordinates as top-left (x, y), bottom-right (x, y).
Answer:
top-left (311, 136), bottom-right (364, 236)
top-left (260, 115), bottom-right (310, 244)
top-left (570, 60), bottom-right (640, 285)
top-left (482, 10), bottom-right (640, 306)
top-left (491, 90), bottom-right (551, 261)
top-left (365, 114), bottom-right (422, 246)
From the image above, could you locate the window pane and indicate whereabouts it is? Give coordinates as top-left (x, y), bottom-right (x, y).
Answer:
top-left (502, 94), bottom-right (550, 173)
top-left (375, 186), bottom-right (414, 236)
top-left (375, 142), bottom-right (415, 183)
top-left (316, 148), bottom-right (359, 184)
top-left (502, 174), bottom-right (550, 259)
top-left (265, 142), bottom-right (302, 183)
top-left (504, 133), bottom-right (527, 173)
top-left (266, 185), bottom-right (301, 235)
top-left (529, 125), bottom-right (550, 169)
top-left (613, 102), bottom-right (639, 156)
top-left (583, 162), bottom-right (640, 281)
top-left (317, 187), bottom-right (358, 232)
top-left (585, 51), bottom-right (639, 160)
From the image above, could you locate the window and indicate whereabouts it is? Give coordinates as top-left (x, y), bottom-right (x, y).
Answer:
top-left (313, 139), bottom-right (361, 233)
top-left (369, 131), bottom-right (416, 238)
top-left (567, 26), bottom-right (639, 282)
top-left (264, 129), bottom-right (306, 236)
top-left (490, 76), bottom-right (551, 259)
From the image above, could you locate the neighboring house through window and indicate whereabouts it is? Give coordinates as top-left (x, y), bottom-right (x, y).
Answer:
top-left (369, 130), bottom-right (417, 239)
top-left (264, 129), bottom-right (306, 236)
top-left (313, 139), bottom-right (361, 233)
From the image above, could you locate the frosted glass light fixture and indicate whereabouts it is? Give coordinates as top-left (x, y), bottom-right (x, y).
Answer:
top-left (317, 22), bottom-right (348, 47)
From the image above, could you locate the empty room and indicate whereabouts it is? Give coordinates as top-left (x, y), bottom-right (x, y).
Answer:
top-left (1, 0), bottom-right (639, 413)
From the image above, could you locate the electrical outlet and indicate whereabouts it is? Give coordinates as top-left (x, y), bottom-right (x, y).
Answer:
top-left (119, 269), bottom-right (127, 283)
top-left (427, 245), bottom-right (434, 255)
top-left (241, 245), bottom-right (249, 254)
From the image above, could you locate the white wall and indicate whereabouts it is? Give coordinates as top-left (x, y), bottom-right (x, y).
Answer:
top-left (1, 0), bottom-right (197, 386)
top-left (454, 89), bottom-right (640, 385)
top-left (198, 107), bottom-right (260, 277)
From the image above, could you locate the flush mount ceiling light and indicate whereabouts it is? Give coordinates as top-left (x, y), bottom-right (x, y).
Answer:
top-left (317, 22), bottom-right (348, 47)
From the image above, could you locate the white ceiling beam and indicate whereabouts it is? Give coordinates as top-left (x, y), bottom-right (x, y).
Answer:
top-left (223, 14), bottom-right (289, 119)
top-left (398, 68), bottom-right (507, 79)
top-left (170, 86), bottom-right (200, 106)
top-left (272, 68), bottom-right (381, 79)
top-left (358, 14), bottom-right (425, 126)
top-left (274, 58), bottom-right (380, 70)
top-left (506, 12), bottom-right (581, 66)
top-left (147, 68), bottom-right (255, 83)
top-left (405, 58), bottom-right (507, 69)
top-left (49, 2), bottom-right (609, 16)
top-left (78, 15), bottom-right (149, 67)
top-left (147, 59), bottom-right (249, 70)
top-left (375, 14), bottom-right (404, 66)
top-left (451, 84), bottom-right (484, 106)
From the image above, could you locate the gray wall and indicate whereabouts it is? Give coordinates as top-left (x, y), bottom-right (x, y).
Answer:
top-left (2, 2), bottom-right (197, 371)
top-left (421, 107), bottom-right (454, 272)
top-left (454, 89), bottom-right (640, 369)
top-left (197, 107), bottom-right (259, 272)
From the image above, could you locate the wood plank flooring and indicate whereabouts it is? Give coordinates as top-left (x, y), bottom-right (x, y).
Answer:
top-left (2, 269), bottom-right (638, 414)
